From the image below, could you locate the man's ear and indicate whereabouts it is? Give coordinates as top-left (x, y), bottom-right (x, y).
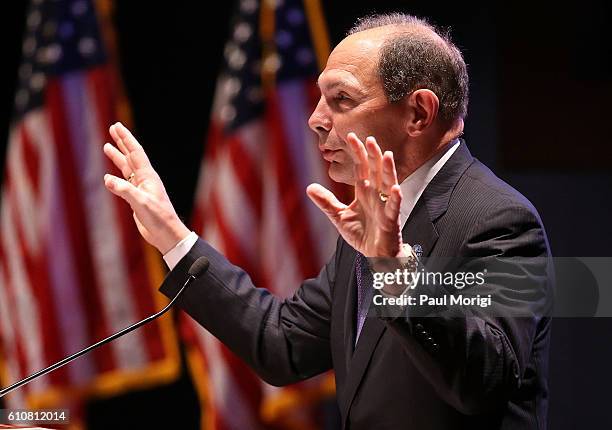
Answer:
top-left (405, 89), bottom-right (439, 136)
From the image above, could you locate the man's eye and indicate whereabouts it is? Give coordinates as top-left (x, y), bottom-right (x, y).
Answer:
top-left (335, 93), bottom-right (350, 102)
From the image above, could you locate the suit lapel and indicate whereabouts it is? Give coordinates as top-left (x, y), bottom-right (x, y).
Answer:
top-left (338, 304), bottom-right (386, 416)
top-left (342, 245), bottom-right (358, 370)
top-left (402, 197), bottom-right (439, 257)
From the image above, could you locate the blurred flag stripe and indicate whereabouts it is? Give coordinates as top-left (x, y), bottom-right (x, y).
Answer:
top-left (47, 80), bottom-right (119, 375)
top-left (199, 330), bottom-right (260, 430)
top-left (227, 135), bottom-right (262, 220)
top-left (2, 210), bottom-right (47, 394)
top-left (275, 82), bottom-right (316, 187)
top-left (18, 128), bottom-right (40, 210)
top-left (87, 68), bottom-right (166, 364)
top-left (212, 149), bottom-right (260, 263)
top-left (0, 198), bottom-right (32, 384)
top-left (210, 191), bottom-right (261, 283)
top-left (14, 190), bottom-right (65, 387)
top-left (67, 74), bottom-right (148, 369)
top-left (0, 261), bottom-right (26, 408)
top-left (45, 129), bottom-right (96, 385)
top-left (266, 93), bottom-right (320, 276)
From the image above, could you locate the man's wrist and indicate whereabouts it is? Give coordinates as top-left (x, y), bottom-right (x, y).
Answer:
top-left (396, 243), bottom-right (415, 259)
top-left (160, 221), bottom-right (191, 255)
top-left (163, 230), bottom-right (198, 270)
top-left (370, 243), bottom-right (419, 296)
top-left (370, 243), bottom-right (416, 272)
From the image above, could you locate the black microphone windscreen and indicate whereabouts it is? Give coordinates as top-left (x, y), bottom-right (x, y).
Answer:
top-left (188, 256), bottom-right (210, 278)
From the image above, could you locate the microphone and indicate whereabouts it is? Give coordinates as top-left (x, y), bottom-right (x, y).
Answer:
top-left (0, 256), bottom-right (210, 398)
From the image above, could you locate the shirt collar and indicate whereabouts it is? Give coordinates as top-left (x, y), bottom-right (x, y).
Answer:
top-left (399, 139), bottom-right (461, 228)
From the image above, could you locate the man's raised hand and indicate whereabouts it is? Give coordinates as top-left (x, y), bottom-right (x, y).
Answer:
top-left (307, 132), bottom-right (404, 258)
top-left (103, 122), bottom-right (190, 255)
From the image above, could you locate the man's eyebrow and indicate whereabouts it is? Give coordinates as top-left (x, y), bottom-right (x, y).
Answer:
top-left (316, 79), bottom-right (357, 92)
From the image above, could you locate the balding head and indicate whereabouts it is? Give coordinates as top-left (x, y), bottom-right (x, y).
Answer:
top-left (349, 13), bottom-right (469, 123)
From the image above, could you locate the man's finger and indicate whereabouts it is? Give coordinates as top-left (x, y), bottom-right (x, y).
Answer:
top-left (381, 150), bottom-right (399, 194)
top-left (112, 122), bottom-right (142, 151)
top-left (346, 132), bottom-right (369, 180)
top-left (365, 136), bottom-right (383, 191)
top-left (383, 184), bottom-right (402, 225)
top-left (103, 143), bottom-right (131, 179)
top-left (110, 122), bottom-right (154, 171)
top-left (306, 183), bottom-right (346, 222)
top-left (109, 124), bottom-right (129, 155)
top-left (104, 173), bottom-right (144, 208)
top-left (354, 177), bottom-right (372, 209)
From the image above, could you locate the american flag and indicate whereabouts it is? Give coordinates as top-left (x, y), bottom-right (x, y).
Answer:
top-left (0, 0), bottom-right (180, 410)
top-left (186, 0), bottom-right (345, 428)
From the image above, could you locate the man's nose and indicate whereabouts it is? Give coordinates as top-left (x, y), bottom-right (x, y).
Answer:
top-left (308, 98), bottom-right (332, 136)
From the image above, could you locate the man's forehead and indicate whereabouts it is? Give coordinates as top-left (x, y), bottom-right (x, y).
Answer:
top-left (317, 30), bottom-right (387, 89)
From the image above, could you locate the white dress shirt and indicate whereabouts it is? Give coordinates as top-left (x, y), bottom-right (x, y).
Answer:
top-left (398, 139), bottom-right (460, 229)
top-left (163, 140), bottom-right (460, 270)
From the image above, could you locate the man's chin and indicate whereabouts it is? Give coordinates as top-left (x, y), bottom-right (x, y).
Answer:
top-left (328, 163), bottom-right (353, 185)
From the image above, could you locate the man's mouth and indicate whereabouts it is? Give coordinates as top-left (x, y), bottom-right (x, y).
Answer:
top-left (320, 148), bottom-right (342, 162)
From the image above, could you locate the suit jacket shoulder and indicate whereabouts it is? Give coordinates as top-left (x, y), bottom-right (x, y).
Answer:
top-left (431, 147), bottom-right (550, 259)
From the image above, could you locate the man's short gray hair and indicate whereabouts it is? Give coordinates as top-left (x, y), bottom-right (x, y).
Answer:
top-left (349, 13), bottom-right (469, 123)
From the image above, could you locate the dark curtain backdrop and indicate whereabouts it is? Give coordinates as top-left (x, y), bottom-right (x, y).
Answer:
top-left (2, 1), bottom-right (611, 428)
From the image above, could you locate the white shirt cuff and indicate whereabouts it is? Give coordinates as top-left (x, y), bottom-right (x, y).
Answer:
top-left (163, 231), bottom-right (199, 270)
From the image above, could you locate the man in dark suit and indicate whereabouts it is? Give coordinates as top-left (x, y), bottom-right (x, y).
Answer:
top-left (103, 13), bottom-right (553, 430)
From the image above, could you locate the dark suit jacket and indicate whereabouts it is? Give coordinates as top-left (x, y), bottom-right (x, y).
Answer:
top-left (160, 141), bottom-right (553, 429)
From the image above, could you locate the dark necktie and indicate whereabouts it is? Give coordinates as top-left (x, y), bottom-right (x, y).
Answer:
top-left (355, 253), bottom-right (373, 345)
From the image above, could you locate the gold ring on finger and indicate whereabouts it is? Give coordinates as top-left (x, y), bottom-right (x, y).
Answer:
top-left (379, 191), bottom-right (389, 202)
top-left (127, 172), bottom-right (135, 183)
